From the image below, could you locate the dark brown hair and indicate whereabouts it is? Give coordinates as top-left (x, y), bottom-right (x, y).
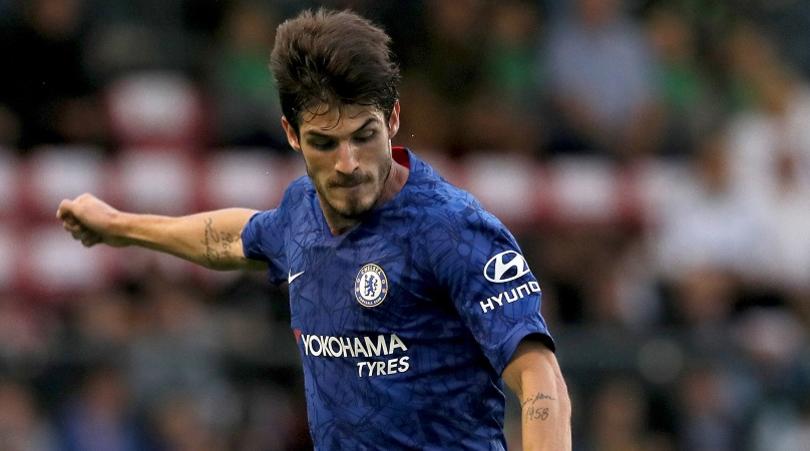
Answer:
top-left (270, 9), bottom-right (401, 135)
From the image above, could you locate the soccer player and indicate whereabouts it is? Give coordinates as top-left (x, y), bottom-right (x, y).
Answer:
top-left (57, 9), bottom-right (571, 450)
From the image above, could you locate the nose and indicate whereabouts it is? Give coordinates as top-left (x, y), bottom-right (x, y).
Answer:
top-left (334, 141), bottom-right (359, 175)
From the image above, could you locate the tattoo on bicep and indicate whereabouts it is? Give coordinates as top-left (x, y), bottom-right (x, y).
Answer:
top-left (202, 217), bottom-right (239, 265)
top-left (522, 392), bottom-right (555, 422)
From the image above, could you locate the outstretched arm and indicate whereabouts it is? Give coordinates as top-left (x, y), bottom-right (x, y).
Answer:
top-left (56, 193), bottom-right (267, 271)
top-left (503, 339), bottom-right (572, 451)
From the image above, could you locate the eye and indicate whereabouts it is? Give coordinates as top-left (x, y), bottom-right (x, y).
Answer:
top-left (353, 130), bottom-right (376, 144)
top-left (309, 139), bottom-right (336, 151)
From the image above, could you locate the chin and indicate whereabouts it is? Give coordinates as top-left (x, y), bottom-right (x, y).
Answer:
top-left (336, 200), bottom-right (374, 217)
top-left (331, 192), bottom-right (377, 217)
top-left (319, 178), bottom-right (384, 218)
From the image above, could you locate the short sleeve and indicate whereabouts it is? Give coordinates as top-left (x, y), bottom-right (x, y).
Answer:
top-left (241, 209), bottom-right (287, 286)
top-left (426, 204), bottom-right (554, 375)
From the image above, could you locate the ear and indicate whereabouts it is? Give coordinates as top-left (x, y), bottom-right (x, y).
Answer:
top-left (387, 100), bottom-right (401, 139)
top-left (281, 116), bottom-right (302, 152)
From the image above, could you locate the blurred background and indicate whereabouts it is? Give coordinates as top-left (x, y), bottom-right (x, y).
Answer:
top-left (1, 0), bottom-right (810, 449)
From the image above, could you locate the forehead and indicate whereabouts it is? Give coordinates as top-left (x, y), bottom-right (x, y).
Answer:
top-left (299, 103), bottom-right (384, 135)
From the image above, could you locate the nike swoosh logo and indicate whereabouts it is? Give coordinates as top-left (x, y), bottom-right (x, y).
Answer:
top-left (288, 270), bottom-right (305, 284)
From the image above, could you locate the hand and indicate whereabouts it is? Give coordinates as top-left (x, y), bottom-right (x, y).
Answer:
top-left (56, 193), bottom-right (130, 248)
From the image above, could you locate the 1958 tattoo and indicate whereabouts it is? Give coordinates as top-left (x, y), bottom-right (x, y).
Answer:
top-left (522, 392), bottom-right (555, 422)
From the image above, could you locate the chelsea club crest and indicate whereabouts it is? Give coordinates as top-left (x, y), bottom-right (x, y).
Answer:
top-left (354, 263), bottom-right (389, 308)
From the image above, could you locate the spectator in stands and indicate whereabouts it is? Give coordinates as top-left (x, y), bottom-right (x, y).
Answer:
top-left (545, 0), bottom-right (661, 159)
top-left (0, 295), bottom-right (51, 368)
top-left (126, 279), bottom-right (232, 417)
top-left (654, 128), bottom-right (762, 284)
top-left (73, 290), bottom-right (133, 355)
top-left (645, 5), bottom-right (715, 159)
top-left (208, 2), bottom-right (287, 151)
top-left (397, 0), bottom-right (489, 157)
top-left (677, 363), bottom-right (739, 451)
top-left (583, 238), bottom-right (662, 331)
top-left (463, 0), bottom-right (545, 156)
top-left (483, 0), bottom-right (543, 108)
top-left (724, 23), bottom-right (810, 296)
top-left (56, 365), bottom-right (149, 451)
top-left (738, 308), bottom-right (810, 449)
top-left (0, 0), bottom-right (105, 150)
top-left (652, 129), bottom-right (759, 351)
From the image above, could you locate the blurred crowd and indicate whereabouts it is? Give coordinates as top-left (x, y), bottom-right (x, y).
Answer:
top-left (2, 0), bottom-right (810, 450)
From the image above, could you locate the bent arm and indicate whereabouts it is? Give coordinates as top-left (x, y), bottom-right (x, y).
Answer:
top-left (503, 339), bottom-right (572, 451)
top-left (57, 193), bottom-right (267, 271)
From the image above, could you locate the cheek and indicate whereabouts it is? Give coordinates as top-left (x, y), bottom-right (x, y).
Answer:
top-left (365, 143), bottom-right (390, 173)
top-left (304, 152), bottom-right (332, 174)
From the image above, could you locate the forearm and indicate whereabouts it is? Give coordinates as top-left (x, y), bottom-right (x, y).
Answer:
top-left (504, 342), bottom-right (572, 451)
top-left (114, 208), bottom-right (264, 270)
top-left (516, 359), bottom-right (571, 450)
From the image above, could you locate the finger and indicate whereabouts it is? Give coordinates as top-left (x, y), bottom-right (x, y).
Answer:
top-left (58, 210), bottom-right (79, 227)
top-left (63, 216), bottom-right (79, 227)
top-left (56, 200), bottom-right (73, 219)
top-left (82, 235), bottom-right (102, 247)
top-left (71, 227), bottom-right (94, 241)
top-left (63, 222), bottom-right (82, 233)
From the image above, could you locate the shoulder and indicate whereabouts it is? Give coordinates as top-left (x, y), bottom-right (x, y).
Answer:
top-left (284, 175), bottom-right (315, 200)
top-left (406, 162), bottom-right (507, 244)
top-left (274, 175), bottom-right (315, 212)
top-left (248, 175), bottom-right (314, 230)
top-left (406, 159), bottom-right (485, 224)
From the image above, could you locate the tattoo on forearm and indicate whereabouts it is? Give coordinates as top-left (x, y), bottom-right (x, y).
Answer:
top-left (201, 217), bottom-right (238, 265)
top-left (522, 392), bottom-right (555, 422)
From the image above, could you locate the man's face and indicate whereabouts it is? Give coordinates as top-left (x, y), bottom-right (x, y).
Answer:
top-left (282, 101), bottom-right (400, 219)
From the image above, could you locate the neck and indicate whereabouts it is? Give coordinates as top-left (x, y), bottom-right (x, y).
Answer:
top-left (324, 160), bottom-right (410, 235)
top-left (375, 159), bottom-right (410, 207)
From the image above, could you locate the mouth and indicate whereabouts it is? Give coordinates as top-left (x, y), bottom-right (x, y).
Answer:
top-left (329, 177), bottom-right (369, 189)
top-left (335, 181), bottom-right (363, 188)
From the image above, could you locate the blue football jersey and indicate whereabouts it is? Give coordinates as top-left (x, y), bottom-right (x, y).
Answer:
top-left (241, 148), bottom-right (553, 450)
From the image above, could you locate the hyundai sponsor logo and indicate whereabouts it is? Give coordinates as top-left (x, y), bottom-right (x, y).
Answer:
top-left (483, 250), bottom-right (530, 283)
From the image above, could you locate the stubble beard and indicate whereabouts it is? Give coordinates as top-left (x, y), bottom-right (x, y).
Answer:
top-left (308, 157), bottom-right (392, 220)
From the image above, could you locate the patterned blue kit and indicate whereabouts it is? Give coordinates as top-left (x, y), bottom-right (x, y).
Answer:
top-left (242, 148), bottom-right (553, 450)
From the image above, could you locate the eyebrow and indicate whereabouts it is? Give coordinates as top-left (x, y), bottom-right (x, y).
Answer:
top-left (304, 117), bottom-right (380, 140)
